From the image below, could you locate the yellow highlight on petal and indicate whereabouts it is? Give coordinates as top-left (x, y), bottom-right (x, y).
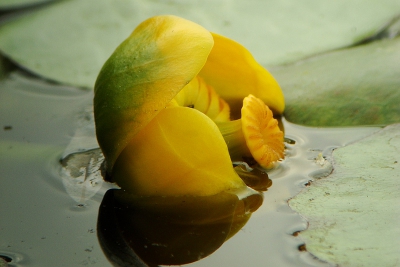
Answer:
top-left (241, 95), bottom-right (284, 169)
top-left (199, 33), bottom-right (285, 118)
top-left (112, 107), bottom-right (246, 197)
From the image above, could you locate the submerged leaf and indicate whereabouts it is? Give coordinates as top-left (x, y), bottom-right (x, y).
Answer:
top-left (290, 123), bottom-right (400, 267)
top-left (60, 149), bottom-right (104, 203)
top-left (272, 37), bottom-right (400, 126)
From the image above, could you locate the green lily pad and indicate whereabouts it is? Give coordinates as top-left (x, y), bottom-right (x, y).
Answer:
top-left (272, 36), bottom-right (400, 126)
top-left (0, 0), bottom-right (52, 10)
top-left (289, 123), bottom-right (400, 267)
top-left (0, 56), bottom-right (5, 79)
top-left (0, 0), bottom-right (399, 88)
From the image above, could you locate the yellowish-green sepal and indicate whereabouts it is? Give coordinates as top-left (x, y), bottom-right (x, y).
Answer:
top-left (94, 15), bottom-right (214, 172)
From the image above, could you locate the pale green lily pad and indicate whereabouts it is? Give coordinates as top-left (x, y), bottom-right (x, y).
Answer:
top-left (272, 36), bottom-right (400, 126)
top-left (0, 0), bottom-right (400, 88)
top-left (289, 123), bottom-right (400, 267)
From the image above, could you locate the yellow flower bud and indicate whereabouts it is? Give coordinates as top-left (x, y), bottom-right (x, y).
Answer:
top-left (94, 15), bottom-right (285, 196)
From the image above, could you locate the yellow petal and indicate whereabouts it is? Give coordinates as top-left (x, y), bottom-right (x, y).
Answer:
top-left (94, 15), bottom-right (214, 172)
top-left (170, 76), bottom-right (231, 122)
top-left (241, 95), bottom-right (285, 169)
top-left (198, 33), bottom-right (284, 118)
top-left (112, 107), bottom-right (245, 197)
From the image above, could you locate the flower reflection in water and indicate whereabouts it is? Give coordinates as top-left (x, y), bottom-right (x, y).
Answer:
top-left (97, 186), bottom-right (265, 266)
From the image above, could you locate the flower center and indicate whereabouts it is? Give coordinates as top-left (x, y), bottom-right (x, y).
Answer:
top-left (167, 76), bottom-right (231, 122)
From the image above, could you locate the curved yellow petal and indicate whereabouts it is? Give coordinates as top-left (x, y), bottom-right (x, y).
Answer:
top-left (169, 76), bottom-right (231, 122)
top-left (198, 33), bottom-right (284, 118)
top-left (112, 107), bottom-right (246, 197)
top-left (94, 15), bottom-right (214, 172)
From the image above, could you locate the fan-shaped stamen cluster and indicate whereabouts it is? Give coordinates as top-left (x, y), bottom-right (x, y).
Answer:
top-left (241, 94), bottom-right (284, 168)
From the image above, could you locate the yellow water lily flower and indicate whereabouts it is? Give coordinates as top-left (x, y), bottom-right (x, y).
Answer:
top-left (94, 15), bottom-right (285, 197)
